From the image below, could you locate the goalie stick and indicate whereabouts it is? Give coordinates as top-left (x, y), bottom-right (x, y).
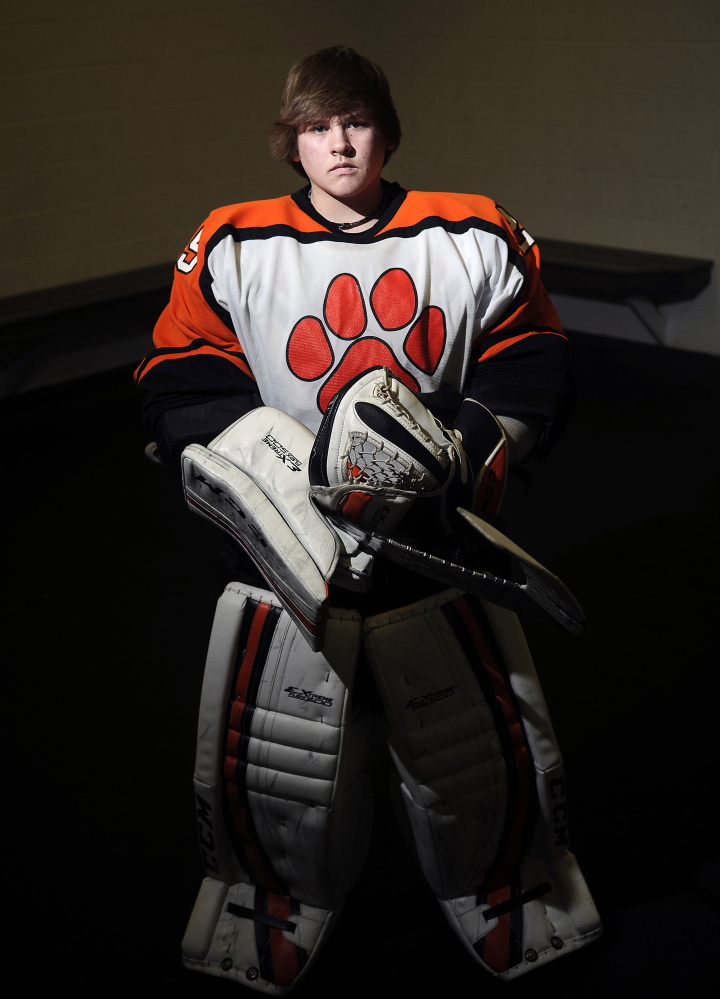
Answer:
top-left (320, 504), bottom-right (586, 635)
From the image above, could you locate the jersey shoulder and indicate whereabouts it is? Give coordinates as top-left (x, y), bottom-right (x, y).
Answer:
top-left (391, 190), bottom-right (535, 257)
top-left (201, 194), bottom-right (324, 238)
top-left (392, 190), bottom-right (503, 226)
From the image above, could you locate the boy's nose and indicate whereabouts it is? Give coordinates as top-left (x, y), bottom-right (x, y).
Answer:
top-left (331, 126), bottom-right (353, 153)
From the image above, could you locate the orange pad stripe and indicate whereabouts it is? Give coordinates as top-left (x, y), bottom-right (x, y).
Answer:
top-left (453, 597), bottom-right (533, 880)
top-left (266, 892), bottom-right (302, 987)
top-left (481, 885), bottom-right (513, 972)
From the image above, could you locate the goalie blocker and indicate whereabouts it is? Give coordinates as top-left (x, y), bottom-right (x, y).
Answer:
top-left (182, 407), bottom-right (373, 651)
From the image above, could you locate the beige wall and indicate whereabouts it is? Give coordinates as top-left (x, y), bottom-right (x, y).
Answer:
top-left (2, 0), bottom-right (718, 351)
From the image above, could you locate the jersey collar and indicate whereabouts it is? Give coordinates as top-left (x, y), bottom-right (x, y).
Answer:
top-left (291, 180), bottom-right (407, 239)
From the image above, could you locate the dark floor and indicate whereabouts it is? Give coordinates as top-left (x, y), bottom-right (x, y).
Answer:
top-left (5, 329), bottom-right (720, 995)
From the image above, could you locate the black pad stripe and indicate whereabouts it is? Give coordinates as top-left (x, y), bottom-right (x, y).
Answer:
top-left (254, 887), bottom-right (274, 983)
top-left (224, 601), bottom-right (288, 894)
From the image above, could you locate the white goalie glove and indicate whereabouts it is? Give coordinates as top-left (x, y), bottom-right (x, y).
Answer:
top-left (309, 367), bottom-right (506, 539)
top-left (181, 408), bottom-right (372, 652)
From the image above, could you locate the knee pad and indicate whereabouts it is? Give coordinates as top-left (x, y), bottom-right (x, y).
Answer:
top-left (363, 589), bottom-right (601, 978)
top-left (182, 581), bottom-right (372, 992)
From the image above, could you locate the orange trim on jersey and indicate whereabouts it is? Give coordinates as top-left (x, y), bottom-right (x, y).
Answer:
top-left (205, 194), bottom-right (328, 235)
top-left (388, 190), bottom-right (500, 231)
top-left (203, 189), bottom-right (521, 244)
top-left (202, 190), bottom-right (500, 237)
top-left (136, 344), bottom-right (254, 382)
top-left (476, 328), bottom-right (566, 363)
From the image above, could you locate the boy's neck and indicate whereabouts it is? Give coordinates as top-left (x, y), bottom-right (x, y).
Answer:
top-left (308, 181), bottom-right (386, 231)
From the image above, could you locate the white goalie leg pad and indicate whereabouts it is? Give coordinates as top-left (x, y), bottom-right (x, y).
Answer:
top-left (182, 407), bottom-right (342, 650)
top-left (183, 581), bottom-right (372, 993)
top-left (363, 590), bottom-right (600, 979)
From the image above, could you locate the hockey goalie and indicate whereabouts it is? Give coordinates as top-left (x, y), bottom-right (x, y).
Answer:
top-left (136, 46), bottom-right (601, 994)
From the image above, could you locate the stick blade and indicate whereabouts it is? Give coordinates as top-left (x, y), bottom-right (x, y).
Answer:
top-left (323, 508), bottom-right (586, 634)
top-left (457, 508), bottom-right (586, 635)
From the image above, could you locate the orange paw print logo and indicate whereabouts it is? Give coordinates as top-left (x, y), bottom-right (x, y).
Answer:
top-left (286, 269), bottom-right (447, 413)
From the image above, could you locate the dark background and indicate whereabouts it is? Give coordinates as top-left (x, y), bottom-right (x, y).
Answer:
top-left (5, 327), bottom-right (719, 995)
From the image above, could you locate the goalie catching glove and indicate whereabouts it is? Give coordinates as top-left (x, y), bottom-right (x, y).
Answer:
top-left (309, 367), bottom-right (507, 539)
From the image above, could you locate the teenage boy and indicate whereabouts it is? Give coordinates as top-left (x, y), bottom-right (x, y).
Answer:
top-left (137, 45), bottom-right (600, 994)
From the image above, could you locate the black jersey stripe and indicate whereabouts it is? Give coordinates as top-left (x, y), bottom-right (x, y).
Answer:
top-left (198, 209), bottom-right (527, 326)
top-left (201, 213), bottom-right (526, 266)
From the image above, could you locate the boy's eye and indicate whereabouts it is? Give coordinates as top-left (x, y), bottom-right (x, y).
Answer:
top-left (305, 119), bottom-right (368, 134)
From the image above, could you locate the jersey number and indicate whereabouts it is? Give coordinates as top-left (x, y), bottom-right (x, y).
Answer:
top-left (177, 226), bottom-right (203, 273)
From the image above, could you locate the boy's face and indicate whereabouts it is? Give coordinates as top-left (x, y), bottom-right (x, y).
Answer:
top-left (294, 115), bottom-right (393, 205)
